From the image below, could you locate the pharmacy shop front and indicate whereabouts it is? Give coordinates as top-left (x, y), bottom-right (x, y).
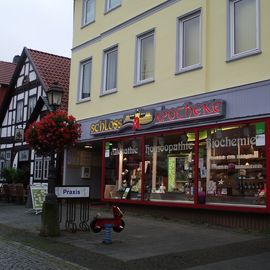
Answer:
top-left (77, 81), bottom-right (270, 213)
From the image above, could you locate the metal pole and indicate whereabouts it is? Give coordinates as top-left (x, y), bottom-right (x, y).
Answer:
top-left (40, 139), bottom-right (60, 236)
top-left (47, 152), bottom-right (56, 194)
top-left (103, 224), bottom-right (113, 244)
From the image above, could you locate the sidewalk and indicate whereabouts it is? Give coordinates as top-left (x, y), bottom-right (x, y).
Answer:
top-left (0, 201), bottom-right (270, 269)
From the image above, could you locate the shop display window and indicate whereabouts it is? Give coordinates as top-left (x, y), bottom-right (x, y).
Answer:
top-left (104, 138), bottom-right (142, 200)
top-left (103, 120), bottom-right (267, 209)
top-left (144, 133), bottom-right (195, 203)
top-left (199, 122), bottom-right (266, 206)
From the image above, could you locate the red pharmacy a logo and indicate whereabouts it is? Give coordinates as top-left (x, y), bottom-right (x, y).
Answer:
top-left (132, 116), bottom-right (140, 130)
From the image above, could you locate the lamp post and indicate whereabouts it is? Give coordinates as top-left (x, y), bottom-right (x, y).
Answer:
top-left (46, 82), bottom-right (64, 112)
top-left (40, 82), bottom-right (63, 237)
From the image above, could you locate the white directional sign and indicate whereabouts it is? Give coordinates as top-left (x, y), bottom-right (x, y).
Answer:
top-left (55, 186), bottom-right (90, 198)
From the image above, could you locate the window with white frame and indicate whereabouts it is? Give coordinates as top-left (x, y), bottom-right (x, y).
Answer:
top-left (78, 59), bottom-right (92, 101)
top-left (34, 159), bottom-right (42, 180)
top-left (43, 158), bottom-right (50, 179)
top-left (228, 0), bottom-right (260, 59)
top-left (16, 100), bottom-right (24, 123)
top-left (102, 46), bottom-right (118, 94)
top-left (0, 160), bottom-right (5, 180)
top-left (136, 30), bottom-right (155, 84)
top-left (28, 95), bottom-right (36, 119)
top-left (34, 156), bottom-right (50, 180)
top-left (0, 152), bottom-right (5, 180)
top-left (82, 0), bottom-right (95, 26)
top-left (106, 0), bottom-right (121, 12)
top-left (177, 10), bottom-right (201, 72)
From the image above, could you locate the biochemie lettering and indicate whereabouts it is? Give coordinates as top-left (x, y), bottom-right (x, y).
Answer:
top-left (206, 136), bottom-right (256, 149)
top-left (145, 142), bottom-right (193, 155)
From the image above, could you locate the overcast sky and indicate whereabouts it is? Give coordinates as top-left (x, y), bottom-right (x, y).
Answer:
top-left (0, 0), bottom-right (73, 63)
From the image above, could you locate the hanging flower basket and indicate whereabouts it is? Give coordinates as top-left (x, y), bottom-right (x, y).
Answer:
top-left (25, 110), bottom-right (81, 155)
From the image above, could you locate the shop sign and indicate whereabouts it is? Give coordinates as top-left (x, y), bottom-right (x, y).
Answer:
top-left (19, 150), bottom-right (29, 161)
top-left (256, 122), bottom-right (265, 135)
top-left (206, 136), bottom-right (256, 149)
top-left (155, 99), bottom-right (225, 125)
top-left (90, 118), bottom-right (123, 134)
top-left (145, 142), bottom-right (193, 154)
top-left (30, 185), bottom-right (47, 212)
top-left (55, 186), bottom-right (90, 198)
top-left (111, 147), bottom-right (138, 156)
top-left (90, 99), bottom-right (225, 135)
top-left (15, 128), bottom-right (24, 141)
top-left (109, 142), bottom-right (192, 156)
top-left (255, 123), bottom-right (265, 146)
top-left (90, 109), bottom-right (155, 135)
top-left (121, 109), bottom-right (155, 131)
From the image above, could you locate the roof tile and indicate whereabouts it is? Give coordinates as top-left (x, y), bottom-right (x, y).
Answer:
top-left (27, 49), bottom-right (70, 111)
top-left (0, 61), bottom-right (16, 85)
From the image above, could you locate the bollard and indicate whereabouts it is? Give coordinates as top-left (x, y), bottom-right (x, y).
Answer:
top-left (103, 224), bottom-right (113, 244)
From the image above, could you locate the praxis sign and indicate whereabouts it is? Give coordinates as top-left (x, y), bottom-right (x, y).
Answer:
top-left (55, 186), bottom-right (90, 198)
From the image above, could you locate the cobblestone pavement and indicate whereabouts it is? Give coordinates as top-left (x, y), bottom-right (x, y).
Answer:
top-left (1, 227), bottom-right (270, 270)
top-left (1, 202), bottom-right (270, 270)
top-left (0, 237), bottom-right (90, 270)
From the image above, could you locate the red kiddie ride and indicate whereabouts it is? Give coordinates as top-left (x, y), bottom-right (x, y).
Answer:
top-left (90, 206), bottom-right (125, 233)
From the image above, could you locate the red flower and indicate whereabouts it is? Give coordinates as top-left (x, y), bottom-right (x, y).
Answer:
top-left (25, 110), bottom-right (81, 155)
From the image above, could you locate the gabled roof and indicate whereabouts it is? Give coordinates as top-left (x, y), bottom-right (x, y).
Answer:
top-left (1, 47), bottom-right (70, 125)
top-left (9, 47), bottom-right (70, 111)
top-left (26, 48), bottom-right (70, 111)
top-left (0, 61), bottom-right (16, 85)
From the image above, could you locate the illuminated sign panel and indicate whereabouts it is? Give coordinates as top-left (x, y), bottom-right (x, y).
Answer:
top-left (90, 99), bottom-right (226, 135)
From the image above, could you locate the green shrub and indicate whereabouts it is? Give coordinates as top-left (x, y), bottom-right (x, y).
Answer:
top-left (1, 167), bottom-right (27, 184)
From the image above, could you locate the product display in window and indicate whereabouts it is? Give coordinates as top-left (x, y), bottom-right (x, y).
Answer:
top-left (200, 122), bottom-right (266, 206)
top-left (104, 139), bottom-right (142, 200)
top-left (145, 133), bottom-right (195, 203)
top-left (103, 121), bottom-right (267, 208)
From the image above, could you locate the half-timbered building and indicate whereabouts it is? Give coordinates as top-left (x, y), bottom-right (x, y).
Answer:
top-left (0, 60), bottom-right (16, 109)
top-left (0, 47), bottom-right (70, 187)
top-left (0, 60), bottom-right (16, 174)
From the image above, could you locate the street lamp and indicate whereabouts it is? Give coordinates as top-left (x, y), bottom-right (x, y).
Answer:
top-left (47, 81), bottom-right (64, 111)
top-left (40, 81), bottom-right (63, 237)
